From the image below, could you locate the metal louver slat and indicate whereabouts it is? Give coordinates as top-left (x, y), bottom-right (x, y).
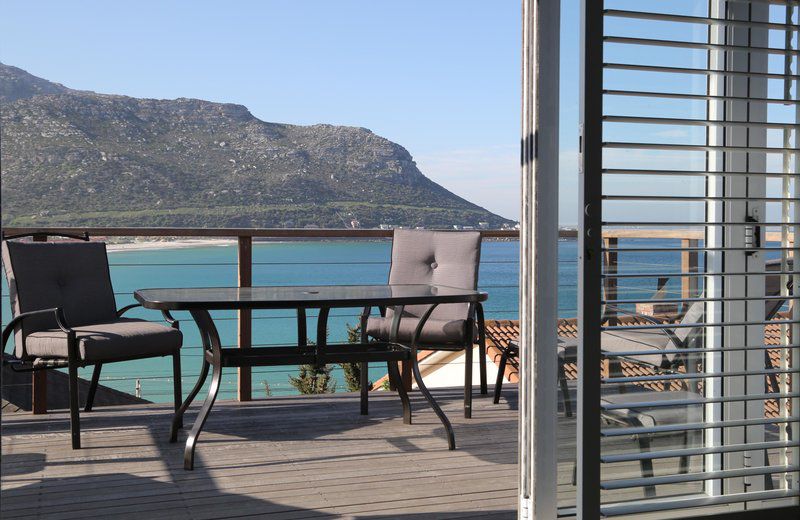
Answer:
top-left (603, 36), bottom-right (800, 56)
top-left (601, 440), bottom-right (800, 464)
top-left (603, 89), bottom-right (800, 104)
top-left (601, 416), bottom-right (800, 437)
top-left (600, 490), bottom-right (800, 517)
top-left (601, 464), bottom-right (800, 490)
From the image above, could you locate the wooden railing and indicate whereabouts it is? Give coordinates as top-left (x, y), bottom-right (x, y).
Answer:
top-left (2, 227), bottom-right (520, 413)
top-left (2, 226), bottom-right (792, 413)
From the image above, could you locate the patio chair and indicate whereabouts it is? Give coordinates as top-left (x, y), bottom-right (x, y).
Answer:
top-left (362, 229), bottom-right (487, 418)
top-left (1, 233), bottom-right (183, 449)
top-left (494, 260), bottom-right (793, 417)
top-left (492, 338), bottom-right (573, 416)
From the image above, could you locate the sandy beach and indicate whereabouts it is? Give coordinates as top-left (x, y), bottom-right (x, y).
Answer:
top-left (105, 238), bottom-right (237, 252)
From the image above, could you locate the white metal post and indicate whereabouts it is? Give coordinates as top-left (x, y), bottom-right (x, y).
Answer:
top-left (519, 0), bottom-right (560, 518)
top-left (706, 0), bottom-right (770, 504)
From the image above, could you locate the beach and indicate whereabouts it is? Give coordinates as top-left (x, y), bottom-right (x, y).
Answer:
top-left (105, 238), bottom-right (237, 252)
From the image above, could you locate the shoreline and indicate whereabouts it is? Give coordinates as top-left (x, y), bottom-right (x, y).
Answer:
top-left (106, 238), bottom-right (237, 252)
top-left (104, 235), bottom-right (527, 253)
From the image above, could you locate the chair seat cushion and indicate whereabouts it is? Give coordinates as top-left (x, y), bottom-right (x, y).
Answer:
top-left (599, 329), bottom-right (671, 367)
top-left (366, 315), bottom-right (470, 346)
top-left (24, 318), bottom-right (182, 362)
top-left (601, 390), bottom-right (703, 429)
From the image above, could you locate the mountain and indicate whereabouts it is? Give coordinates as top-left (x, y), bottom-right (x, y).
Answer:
top-left (0, 63), bottom-right (511, 229)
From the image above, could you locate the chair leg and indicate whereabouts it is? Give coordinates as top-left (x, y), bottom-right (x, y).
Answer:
top-left (678, 431), bottom-right (690, 474)
top-left (68, 362), bottom-right (81, 449)
top-left (637, 435), bottom-right (656, 498)
top-left (172, 351), bottom-right (182, 426)
top-left (464, 343), bottom-right (473, 418)
top-left (764, 447), bottom-right (774, 490)
top-left (558, 359), bottom-right (573, 417)
top-left (476, 307), bottom-right (488, 395)
top-left (493, 349), bottom-right (509, 404)
top-left (388, 360), bottom-right (411, 424)
top-left (360, 362), bottom-right (369, 415)
top-left (84, 363), bottom-right (102, 412)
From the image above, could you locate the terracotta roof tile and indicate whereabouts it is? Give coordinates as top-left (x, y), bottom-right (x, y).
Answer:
top-left (487, 314), bottom-right (793, 419)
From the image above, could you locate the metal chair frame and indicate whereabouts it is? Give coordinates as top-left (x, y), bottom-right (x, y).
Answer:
top-left (1, 233), bottom-right (183, 449)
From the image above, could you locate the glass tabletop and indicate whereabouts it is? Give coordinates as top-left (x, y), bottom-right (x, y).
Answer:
top-left (134, 284), bottom-right (488, 310)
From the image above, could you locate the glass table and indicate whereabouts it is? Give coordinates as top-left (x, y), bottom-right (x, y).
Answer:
top-left (135, 284), bottom-right (488, 470)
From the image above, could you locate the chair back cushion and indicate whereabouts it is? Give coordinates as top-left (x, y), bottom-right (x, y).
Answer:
top-left (765, 258), bottom-right (793, 320)
top-left (387, 230), bottom-right (481, 321)
top-left (2, 241), bottom-right (118, 358)
top-left (674, 301), bottom-right (704, 345)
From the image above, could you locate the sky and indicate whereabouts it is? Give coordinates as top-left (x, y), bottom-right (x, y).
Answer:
top-left (0, 0), bottom-right (546, 222)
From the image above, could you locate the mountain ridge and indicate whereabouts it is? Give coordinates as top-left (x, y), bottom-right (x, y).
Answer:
top-left (0, 63), bottom-right (511, 229)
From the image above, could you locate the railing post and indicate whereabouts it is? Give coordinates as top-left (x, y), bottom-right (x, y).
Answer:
top-left (238, 235), bottom-right (252, 401)
top-left (31, 234), bottom-right (48, 414)
top-left (603, 237), bottom-right (618, 325)
top-left (681, 239), bottom-right (699, 314)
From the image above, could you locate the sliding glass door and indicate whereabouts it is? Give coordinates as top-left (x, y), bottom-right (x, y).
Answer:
top-left (578, 0), bottom-right (799, 517)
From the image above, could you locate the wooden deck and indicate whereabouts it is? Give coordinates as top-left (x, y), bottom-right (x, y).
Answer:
top-left (2, 386), bottom-right (521, 519)
top-left (1, 383), bottom-right (738, 519)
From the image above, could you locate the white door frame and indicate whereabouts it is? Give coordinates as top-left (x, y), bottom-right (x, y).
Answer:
top-left (518, 0), bottom-right (560, 518)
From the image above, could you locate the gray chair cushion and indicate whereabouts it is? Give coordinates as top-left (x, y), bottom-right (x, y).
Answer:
top-left (2, 241), bottom-right (118, 358)
top-left (366, 315), bottom-right (470, 345)
top-left (24, 318), bottom-right (182, 362)
top-left (601, 390), bottom-right (703, 429)
top-left (598, 330), bottom-right (672, 367)
top-left (368, 230), bottom-right (481, 346)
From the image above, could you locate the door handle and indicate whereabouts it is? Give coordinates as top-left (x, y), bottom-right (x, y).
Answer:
top-left (744, 215), bottom-right (761, 256)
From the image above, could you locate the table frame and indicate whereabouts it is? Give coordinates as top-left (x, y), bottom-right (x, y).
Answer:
top-left (135, 285), bottom-right (487, 470)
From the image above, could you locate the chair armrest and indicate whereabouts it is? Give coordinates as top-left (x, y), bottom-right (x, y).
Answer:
top-left (2, 307), bottom-right (72, 358)
top-left (359, 306), bottom-right (371, 342)
top-left (117, 303), bottom-right (179, 329)
top-left (604, 304), bottom-right (669, 326)
top-left (116, 303), bottom-right (142, 317)
top-left (161, 310), bottom-right (179, 329)
top-left (411, 304), bottom-right (439, 348)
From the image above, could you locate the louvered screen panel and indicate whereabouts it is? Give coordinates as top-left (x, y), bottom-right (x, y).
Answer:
top-left (578, 0), bottom-right (799, 517)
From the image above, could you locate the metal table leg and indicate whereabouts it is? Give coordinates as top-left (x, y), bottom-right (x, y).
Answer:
top-left (409, 303), bottom-right (456, 450)
top-left (412, 346), bottom-right (456, 450)
top-left (183, 309), bottom-right (223, 470)
top-left (387, 360), bottom-right (412, 423)
top-left (359, 306), bottom-right (370, 415)
top-left (170, 358), bottom-right (209, 442)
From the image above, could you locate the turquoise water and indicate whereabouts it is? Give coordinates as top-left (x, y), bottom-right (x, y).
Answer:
top-left (2, 238), bottom-right (694, 402)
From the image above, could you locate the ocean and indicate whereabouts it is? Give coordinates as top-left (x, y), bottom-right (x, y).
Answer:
top-left (2, 238), bottom-right (689, 402)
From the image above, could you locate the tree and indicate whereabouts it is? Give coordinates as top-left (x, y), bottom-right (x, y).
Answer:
top-left (289, 363), bottom-right (336, 394)
top-left (338, 323), bottom-right (373, 393)
top-left (289, 331), bottom-right (337, 394)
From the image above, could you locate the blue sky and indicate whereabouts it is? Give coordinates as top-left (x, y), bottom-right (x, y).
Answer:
top-left (1, 0), bottom-right (548, 222)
